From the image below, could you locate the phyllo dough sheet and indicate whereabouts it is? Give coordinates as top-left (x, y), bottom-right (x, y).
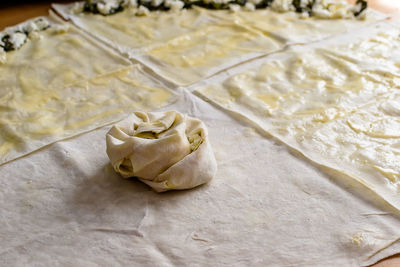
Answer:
top-left (2, 90), bottom-right (400, 267)
top-left (0, 19), bottom-right (176, 165)
top-left (195, 21), bottom-right (400, 211)
top-left (53, 3), bottom-right (386, 86)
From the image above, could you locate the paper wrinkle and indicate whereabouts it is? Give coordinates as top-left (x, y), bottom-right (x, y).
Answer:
top-left (106, 110), bottom-right (217, 192)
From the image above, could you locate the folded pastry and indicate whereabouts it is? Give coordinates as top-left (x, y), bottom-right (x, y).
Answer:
top-left (106, 111), bottom-right (217, 192)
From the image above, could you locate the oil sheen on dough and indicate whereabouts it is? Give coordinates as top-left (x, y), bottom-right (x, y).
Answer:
top-left (196, 25), bottom-right (400, 210)
top-left (60, 6), bottom-right (384, 85)
top-left (0, 27), bottom-right (175, 164)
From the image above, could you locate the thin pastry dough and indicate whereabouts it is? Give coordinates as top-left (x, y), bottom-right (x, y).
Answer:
top-left (196, 22), bottom-right (400, 210)
top-left (106, 111), bottom-right (217, 192)
top-left (0, 20), bottom-right (176, 165)
top-left (53, 4), bottom-right (386, 85)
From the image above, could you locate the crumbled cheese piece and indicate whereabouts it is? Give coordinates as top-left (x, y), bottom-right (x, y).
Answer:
top-left (152, 0), bottom-right (164, 7)
top-left (164, 0), bottom-right (184, 11)
top-left (34, 18), bottom-right (50, 31)
top-left (0, 17), bottom-right (51, 53)
top-left (0, 33), bottom-right (4, 48)
top-left (228, 3), bottom-right (240, 12)
top-left (51, 24), bottom-right (71, 34)
top-left (327, 2), bottom-right (353, 18)
top-left (300, 11), bottom-right (309, 18)
top-left (97, 0), bottom-right (121, 15)
top-left (128, 0), bottom-right (138, 8)
top-left (23, 22), bottom-right (38, 34)
top-left (77, 0), bottom-right (366, 19)
top-left (72, 2), bottom-right (85, 13)
top-left (10, 32), bottom-right (27, 50)
top-left (311, 0), bottom-right (362, 19)
top-left (130, 0), bottom-right (139, 7)
top-left (244, 2), bottom-right (256, 11)
top-left (97, 3), bottom-right (110, 14)
top-left (312, 6), bottom-right (331, 18)
top-left (271, 0), bottom-right (294, 12)
top-left (298, 0), bottom-right (313, 8)
top-left (136, 5), bottom-right (150, 15)
top-left (28, 31), bottom-right (42, 40)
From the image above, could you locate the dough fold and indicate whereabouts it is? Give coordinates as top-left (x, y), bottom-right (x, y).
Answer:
top-left (106, 111), bottom-right (217, 192)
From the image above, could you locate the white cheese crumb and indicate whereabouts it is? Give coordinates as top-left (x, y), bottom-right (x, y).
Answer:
top-left (97, 0), bottom-right (121, 15)
top-left (96, 3), bottom-right (109, 14)
top-left (0, 33), bottom-right (4, 48)
top-left (298, 0), bottom-right (313, 8)
top-left (136, 5), bottom-right (150, 15)
top-left (271, 0), bottom-right (294, 12)
top-left (300, 11), bottom-right (309, 18)
top-left (51, 24), bottom-right (70, 34)
top-left (164, 0), bottom-right (184, 12)
top-left (10, 32), bottom-right (27, 50)
top-left (327, 2), bottom-right (353, 18)
top-left (72, 2), bottom-right (85, 13)
top-left (312, 6), bottom-right (331, 18)
top-left (34, 18), bottom-right (50, 31)
top-left (28, 31), bottom-right (42, 40)
top-left (228, 3), bottom-right (240, 12)
top-left (244, 2), bottom-right (256, 11)
top-left (312, 0), bottom-right (361, 19)
top-left (128, 0), bottom-right (138, 8)
top-left (152, 0), bottom-right (164, 7)
top-left (23, 22), bottom-right (38, 34)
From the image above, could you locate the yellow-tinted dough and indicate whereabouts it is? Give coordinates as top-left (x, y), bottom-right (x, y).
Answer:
top-left (0, 25), bottom-right (175, 164)
top-left (56, 5), bottom-right (384, 85)
top-left (196, 24), bottom-right (400, 209)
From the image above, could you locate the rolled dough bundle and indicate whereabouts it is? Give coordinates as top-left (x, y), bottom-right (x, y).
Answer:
top-left (106, 111), bottom-right (217, 192)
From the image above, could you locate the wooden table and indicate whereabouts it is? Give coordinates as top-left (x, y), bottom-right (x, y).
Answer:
top-left (0, 1), bottom-right (399, 266)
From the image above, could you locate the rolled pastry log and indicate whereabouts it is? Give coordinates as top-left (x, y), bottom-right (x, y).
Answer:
top-left (106, 111), bottom-right (217, 192)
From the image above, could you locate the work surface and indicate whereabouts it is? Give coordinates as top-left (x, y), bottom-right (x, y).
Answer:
top-left (1, 1), bottom-right (400, 266)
